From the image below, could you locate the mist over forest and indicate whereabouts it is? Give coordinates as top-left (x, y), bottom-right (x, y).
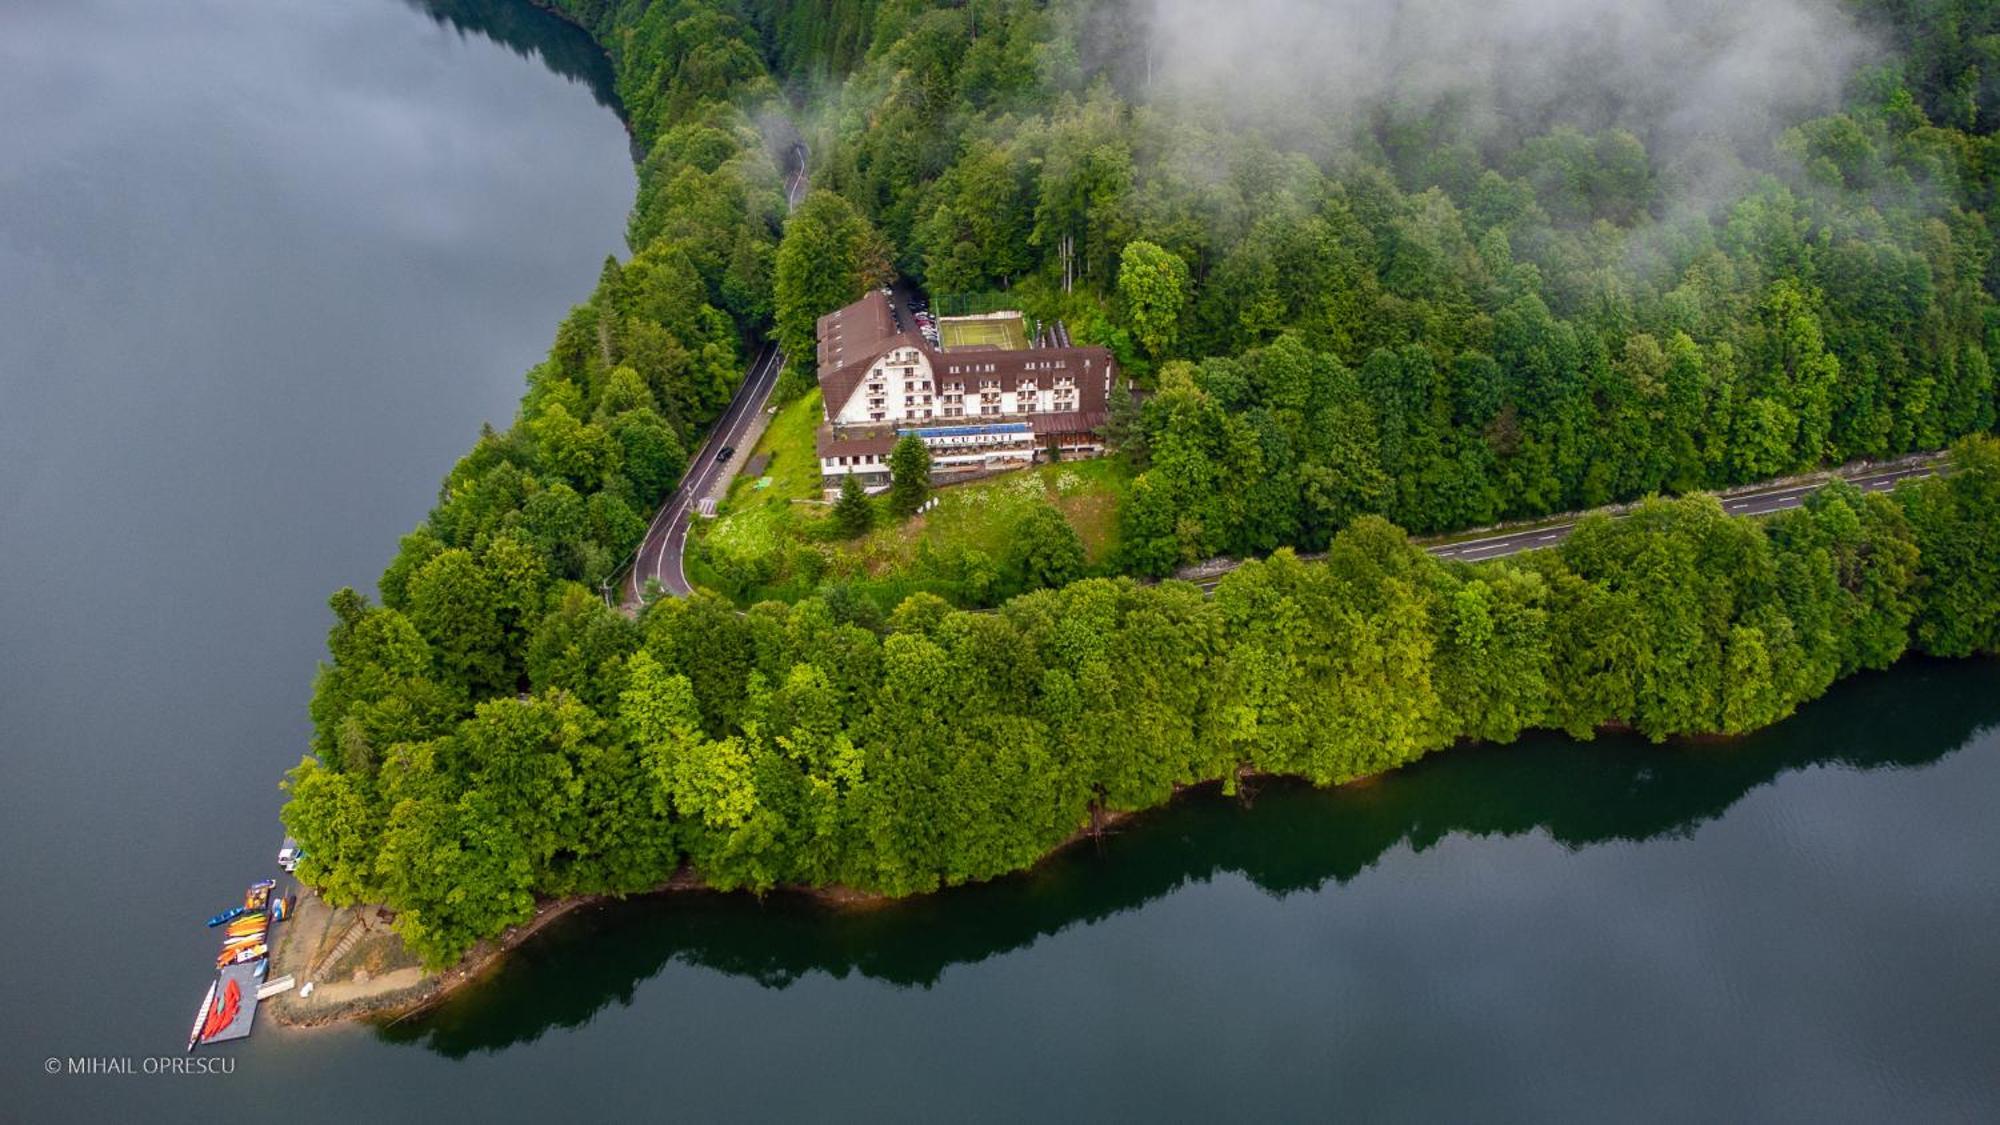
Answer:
top-left (1133, 0), bottom-right (1871, 141)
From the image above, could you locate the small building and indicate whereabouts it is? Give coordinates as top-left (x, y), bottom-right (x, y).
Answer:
top-left (813, 291), bottom-right (1118, 493)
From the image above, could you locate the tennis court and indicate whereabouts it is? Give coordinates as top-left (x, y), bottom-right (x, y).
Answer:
top-left (939, 313), bottom-right (1029, 351)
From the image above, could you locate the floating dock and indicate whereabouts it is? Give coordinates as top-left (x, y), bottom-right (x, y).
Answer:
top-left (190, 874), bottom-right (287, 1050)
top-left (200, 961), bottom-right (265, 1045)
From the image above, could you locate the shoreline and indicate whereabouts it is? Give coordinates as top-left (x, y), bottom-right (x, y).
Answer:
top-left (267, 652), bottom-right (1999, 1031)
top-left (269, 705), bottom-right (1778, 1030)
top-left (268, 799), bottom-right (1151, 1028)
top-left (274, 741), bottom-right (1608, 1029)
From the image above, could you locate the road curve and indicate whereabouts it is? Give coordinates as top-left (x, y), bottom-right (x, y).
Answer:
top-left (622, 344), bottom-right (786, 604)
top-left (619, 142), bottom-right (806, 608)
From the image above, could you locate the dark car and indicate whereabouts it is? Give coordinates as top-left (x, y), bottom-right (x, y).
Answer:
top-left (717, 445), bottom-right (735, 463)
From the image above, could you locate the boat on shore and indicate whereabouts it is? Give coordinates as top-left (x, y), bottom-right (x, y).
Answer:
top-left (206, 906), bottom-right (246, 927)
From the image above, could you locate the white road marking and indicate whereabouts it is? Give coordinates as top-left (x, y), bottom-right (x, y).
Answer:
top-left (626, 343), bottom-right (784, 602)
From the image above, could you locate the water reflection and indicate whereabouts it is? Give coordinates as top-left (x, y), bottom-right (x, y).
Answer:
top-left (383, 657), bottom-right (1998, 1056)
top-left (405, 0), bottom-right (622, 112)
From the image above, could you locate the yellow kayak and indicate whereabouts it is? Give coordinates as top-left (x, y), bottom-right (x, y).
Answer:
top-left (217, 942), bottom-right (266, 968)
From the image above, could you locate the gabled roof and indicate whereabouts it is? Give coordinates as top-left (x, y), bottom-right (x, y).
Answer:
top-left (816, 290), bottom-right (896, 379)
top-left (814, 293), bottom-right (1119, 424)
top-left (819, 329), bottom-right (932, 423)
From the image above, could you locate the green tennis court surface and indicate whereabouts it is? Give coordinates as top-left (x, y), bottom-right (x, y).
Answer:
top-left (939, 314), bottom-right (1029, 350)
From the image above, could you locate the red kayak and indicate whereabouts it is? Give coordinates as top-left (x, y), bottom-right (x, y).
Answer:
top-left (200, 979), bottom-right (240, 1042)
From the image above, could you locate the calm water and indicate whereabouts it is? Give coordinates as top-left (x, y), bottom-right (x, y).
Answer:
top-left (4, 3), bottom-right (2000, 1121)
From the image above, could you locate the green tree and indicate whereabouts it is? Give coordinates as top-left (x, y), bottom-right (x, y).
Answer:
top-left (1118, 240), bottom-right (1191, 363)
top-left (376, 783), bottom-right (536, 970)
top-left (887, 435), bottom-right (932, 517)
top-left (279, 757), bottom-right (384, 907)
top-left (404, 549), bottom-right (508, 695)
top-left (1905, 436), bottom-right (2000, 656)
top-left (773, 190), bottom-right (892, 399)
top-left (610, 408), bottom-right (687, 501)
top-left (831, 472), bottom-right (874, 538)
top-left (1010, 503), bottom-right (1086, 591)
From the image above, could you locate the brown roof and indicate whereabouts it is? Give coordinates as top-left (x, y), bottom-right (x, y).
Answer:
top-left (816, 290), bottom-right (895, 380)
top-left (814, 295), bottom-right (1118, 423)
top-left (816, 425), bottom-right (899, 459)
top-left (1030, 409), bottom-right (1108, 435)
top-left (818, 330), bottom-right (931, 426)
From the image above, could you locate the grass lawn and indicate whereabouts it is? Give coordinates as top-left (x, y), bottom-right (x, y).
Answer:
top-left (684, 388), bottom-right (824, 598)
top-left (834, 457), bottom-right (1130, 582)
top-left (725, 386), bottom-right (825, 510)
top-left (689, 418), bottom-right (1132, 608)
top-left (940, 314), bottom-right (1028, 351)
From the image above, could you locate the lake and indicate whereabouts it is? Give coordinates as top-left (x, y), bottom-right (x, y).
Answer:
top-left (2, 2), bottom-right (1997, 1121)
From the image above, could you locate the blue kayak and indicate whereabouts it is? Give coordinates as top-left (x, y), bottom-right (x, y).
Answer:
top-left (205, 905), bottom-right (246, 928)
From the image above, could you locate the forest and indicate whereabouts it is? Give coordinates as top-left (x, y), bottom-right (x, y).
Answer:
top-left (284, 0), bottom-right (2000, 968)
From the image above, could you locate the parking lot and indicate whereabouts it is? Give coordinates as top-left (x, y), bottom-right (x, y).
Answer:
top-left (883, 282), bottom-right (937, 346)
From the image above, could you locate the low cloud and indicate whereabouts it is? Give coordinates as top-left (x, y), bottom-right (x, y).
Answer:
top-left (1131, 0), bottom-right (1878, 170)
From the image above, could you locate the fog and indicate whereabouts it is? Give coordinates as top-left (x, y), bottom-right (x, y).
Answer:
top-left (1128, 0), bottom-right (1877, 169)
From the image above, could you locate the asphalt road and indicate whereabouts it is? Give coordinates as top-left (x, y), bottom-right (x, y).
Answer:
top-left (1426, 458), bottom-right (1943, 565)
top-left (619, 143), bottom-right (806, 606)
top-left (622, 344), bottom-right (785, 603)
